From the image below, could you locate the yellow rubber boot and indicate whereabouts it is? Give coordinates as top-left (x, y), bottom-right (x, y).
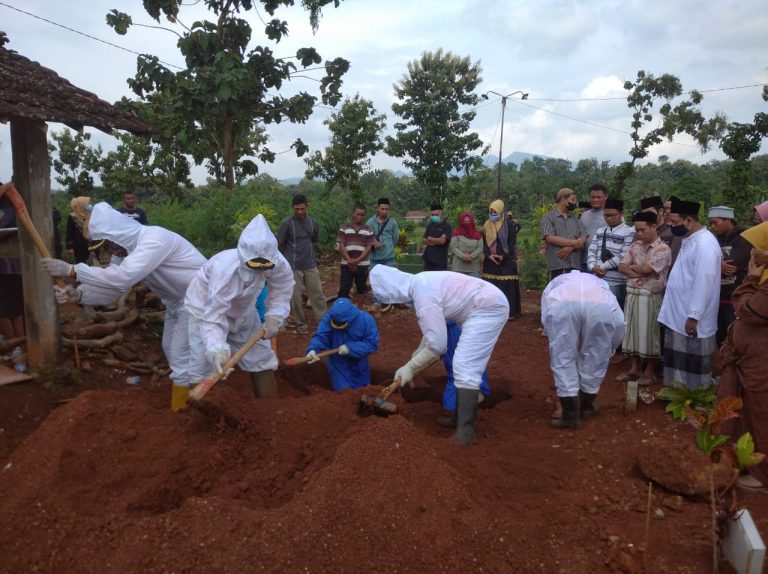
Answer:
top-left (171, 384), bottom-right (190, 412)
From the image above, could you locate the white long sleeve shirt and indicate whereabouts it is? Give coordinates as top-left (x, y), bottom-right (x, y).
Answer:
top-left (370, 266), bottom-right (508, 355)
top-left (184, 214), bottom-right (295, 351)
top-left (657, 228), bottom-right (721, 338)
top-left (75, 203), bottom-right (205, 306)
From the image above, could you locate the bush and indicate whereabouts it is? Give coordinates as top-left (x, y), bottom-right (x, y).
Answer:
top-left (518, 246), bottom-right (548, 290)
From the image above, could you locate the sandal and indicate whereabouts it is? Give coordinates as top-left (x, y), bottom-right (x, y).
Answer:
top-left (637, 375), bottom-right (657, 386)
top-left (615, 372), bottom-right (639, 382)
top-left (737, 474), bottom-right (768, 493)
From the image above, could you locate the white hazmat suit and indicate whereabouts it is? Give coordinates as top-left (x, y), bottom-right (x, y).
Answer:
top-left (44, 202), bottom-right (207, 409)
top-left (371, 266), bottom-right (508, 445)
top-left (541, 271), bottom-right (625, 398)
top-left (185, 214), bottom-right (294, 382)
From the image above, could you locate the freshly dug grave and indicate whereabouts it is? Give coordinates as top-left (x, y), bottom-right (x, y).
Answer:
top-left (1, 291), bottom-right (767, 573)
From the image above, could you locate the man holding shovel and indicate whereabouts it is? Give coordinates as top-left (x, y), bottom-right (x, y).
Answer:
top-left (303, 297), bottom-right (379, 391)
top-left (370, 266), bottom-right (508, 444)
top-left (39, 202), bottom-right (206, 412)
top-left (184, 214), bottom-right (294, 400)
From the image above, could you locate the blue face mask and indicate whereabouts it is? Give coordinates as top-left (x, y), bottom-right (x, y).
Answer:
top-left (489, 214), bottom-right (501, 222)
top-left (671, 224), bottom-right (688, 237)
top-left (430, 215), bottom-right (441, 223)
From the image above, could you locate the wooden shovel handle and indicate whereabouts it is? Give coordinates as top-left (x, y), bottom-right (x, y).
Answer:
top-left (380, 378), bottom-right (402, 402)
top-left (189, 328), bottom-right (267, 402)
top-left (1, 183), bottom-right (66, 288)
top-left (284, 347), bottom-right (341, 366)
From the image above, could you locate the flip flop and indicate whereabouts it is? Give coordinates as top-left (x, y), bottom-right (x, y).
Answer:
top-left (737, 474), bottom-right (768, 493)
top-left (615, 372), bottom-right (639, 382)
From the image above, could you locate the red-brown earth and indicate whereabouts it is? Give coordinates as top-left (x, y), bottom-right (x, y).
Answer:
top-left (1, 289), bottom-right (766, 573)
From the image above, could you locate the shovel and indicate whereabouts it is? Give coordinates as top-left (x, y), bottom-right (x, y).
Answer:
top-left (189, 327), bottom-right (266, 403)
top-left (359, 378), bottom-right (402, 416)
top-left (284, 347), bottom-right (341, 366)
top-left (0, 182), bottom-right (66, 288)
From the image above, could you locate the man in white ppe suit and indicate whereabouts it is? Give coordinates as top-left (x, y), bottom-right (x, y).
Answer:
top-left (39, 202), bottom-right (206, 412)
top-left (185, 214), bottom-right (294, 399)
top-left (370, 266), bottom-right (508, 444)
top-left (541, 270), bottom-right (625, 429)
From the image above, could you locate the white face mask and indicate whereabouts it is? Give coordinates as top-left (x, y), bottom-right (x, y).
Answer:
top-left (489, 214), bottom-right (501, 222)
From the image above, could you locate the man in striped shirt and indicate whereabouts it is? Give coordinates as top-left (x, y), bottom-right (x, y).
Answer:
top-left (337, 203), bottom-right (374, 304)
top-left (587, 198), bottom-right (635, 363)
top-left (541, 188), bottom-right (588, 282)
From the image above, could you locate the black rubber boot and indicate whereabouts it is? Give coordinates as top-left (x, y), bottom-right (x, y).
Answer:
top-left (437, 412), bottom-right (457, 429)
top-left (452, 389), bottom-right (478, 445)
top-left (578, 390), bottom-right (599, 418)
top-left (550, 396), bottom-right (581, 429)
top-left (250, 370), bottom-right (277, 398)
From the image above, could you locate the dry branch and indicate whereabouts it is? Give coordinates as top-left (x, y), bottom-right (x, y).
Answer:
top-left (62, 310), bottom-right (139, 339)
top-left (62, 332), bottom-right (123, 349)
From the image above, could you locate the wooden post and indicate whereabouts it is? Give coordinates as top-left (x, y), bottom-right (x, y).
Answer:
top-left (10, 118), bottom-right (60, 366)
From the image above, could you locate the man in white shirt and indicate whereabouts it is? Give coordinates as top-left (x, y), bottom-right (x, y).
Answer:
top-left (657, 199), bottom-right (721, 389)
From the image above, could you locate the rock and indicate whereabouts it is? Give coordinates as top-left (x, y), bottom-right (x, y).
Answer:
top-left (635, 436), bottom-right (737, 496)
top-left (653, 508), bottom-right (664, 520)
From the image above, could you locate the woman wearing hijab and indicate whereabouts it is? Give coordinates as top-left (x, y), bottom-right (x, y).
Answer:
top-left (717, 222), bottom-right (768, 491)
top-left (449, 210), bottom-right (483, 277)
top-left (65, 196), bottom-right (93, 264)
top-left (482, 199), bottom-right (522, 320)
top-left (753, 201), bottom-right (768, 224)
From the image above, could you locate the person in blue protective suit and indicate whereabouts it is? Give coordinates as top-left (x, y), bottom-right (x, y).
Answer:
top-left (438, 320), bottom-right (491, 428)
top-left (304, 298), bottom-right (379, 391)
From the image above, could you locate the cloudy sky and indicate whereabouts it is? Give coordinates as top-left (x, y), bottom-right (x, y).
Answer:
top-left (1, 0), bottom-right (767, 185)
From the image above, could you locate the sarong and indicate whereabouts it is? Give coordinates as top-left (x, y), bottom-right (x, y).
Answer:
top-left (622, 287), bottom-right (663, 359)
top-left (662, 329), bottom-right (716, 390)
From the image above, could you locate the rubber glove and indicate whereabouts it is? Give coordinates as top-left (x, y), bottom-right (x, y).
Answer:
top-left (305, 350), bottom-right (320, 364)
top-left (53, 284), bottom-right (81, 304)
top-left (206, 345), bottom-right (231, 378)
top-left (338, 344), bottom-right (350, 356)
top-left (263, 316), bottom-right (282, 339)
top-left (40, 258), bottom-right (74, 277)
top-left (394, 364), bottom-right (416, 388)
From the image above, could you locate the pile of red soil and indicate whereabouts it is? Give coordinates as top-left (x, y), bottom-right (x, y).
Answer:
top-left (1, 292), bottom-right (767, 573)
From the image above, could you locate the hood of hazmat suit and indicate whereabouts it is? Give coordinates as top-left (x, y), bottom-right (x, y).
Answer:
top-left (306, 298), bottom-right (379, 391)
top-left (370, 265), bottom-right (413, 304)
top-left (185, 214), bottom-right (295, 353)
top-left (75, 202), bottom-right (206, 306)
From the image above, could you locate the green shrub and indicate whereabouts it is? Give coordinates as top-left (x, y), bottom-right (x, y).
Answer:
top-left (519, 246), bottom-right (548, 290)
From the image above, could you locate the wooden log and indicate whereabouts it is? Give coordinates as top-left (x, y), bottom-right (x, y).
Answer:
top-left (62, 332), bottom-right (123, 349)
top-left (0, 336), bottom-right (25, 353)
top-left (101, 358), bottom-right (155, 375)
top-left (62, 309), bottom-right (139, 339)
top-left (140, 310), bottom-right (166, 323)
top-left (10, 118), bottom-right (60, 366)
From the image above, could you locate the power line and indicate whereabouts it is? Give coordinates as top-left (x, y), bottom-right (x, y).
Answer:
top-left (506, 98), bottom-right (702, 149)
top-left (526, 82), bottom-right (767, 102)
top-left (0, 1), bottom-right (184, 70)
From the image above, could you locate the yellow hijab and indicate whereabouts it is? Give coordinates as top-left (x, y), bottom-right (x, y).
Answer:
top-left (741, 222), bottom-right (768, 284)
top-left (483, 199), bottom-right (506, 247)
top-left (69, 196), bottom-right (92, 238)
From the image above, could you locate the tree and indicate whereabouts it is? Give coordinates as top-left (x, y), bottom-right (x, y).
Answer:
top-left (47, 129), bottom-right (103, 195)
top-left (716, 86), bottom-right (768, 220)
top-left (385, 49), bottom-right (484, 204)
top-left (304, 94), bottom-right (386, 201)
top-left (107, 0), bottom-right (349, 190)
top-left (613, 70), bottom-right (725, 197)
top-left (100, 133), bottom-right (194, 202)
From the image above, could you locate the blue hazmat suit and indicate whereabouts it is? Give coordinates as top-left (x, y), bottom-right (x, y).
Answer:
top-left (442, 320), bottom-right (490, 411)
top-left (306, 298), bottom-right (379, 391)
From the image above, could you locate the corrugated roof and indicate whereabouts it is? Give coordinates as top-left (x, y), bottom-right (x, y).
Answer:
top-left (0, 39), bottom-right (153, 135)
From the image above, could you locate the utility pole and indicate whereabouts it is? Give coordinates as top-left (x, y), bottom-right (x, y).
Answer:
top-left (482, 90), bottom-right (528, 198)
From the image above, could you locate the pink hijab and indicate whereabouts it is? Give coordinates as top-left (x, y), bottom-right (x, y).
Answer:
top-left (753, 201), bottom-right (768, 223)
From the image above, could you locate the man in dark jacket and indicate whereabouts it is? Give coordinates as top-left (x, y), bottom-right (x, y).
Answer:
top-left (708, 205), bottom-right (752, 345)
top-left (422, 203), bottom-right (452, 271)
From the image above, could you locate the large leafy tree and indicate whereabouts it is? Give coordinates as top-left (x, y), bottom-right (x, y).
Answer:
top-left (385, 49), bottom-right (484, 204)
top-left (107, 0), bottom-right (349, 190)
top-left (100, 133), bottom-right (194, 202)
top-left (613, 70), bottom-right (725, 197)
top-left (47, 129), bottom-right (103, 195)
top-left (304, 94), bottom-right (386, 200)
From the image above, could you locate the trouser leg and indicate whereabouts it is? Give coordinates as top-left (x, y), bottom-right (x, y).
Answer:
top-left (303, 266), bottom-right (327, 322)
top-left (338, 265), bottom-right (353, 298)
top-left (291, 270), bottom-right (308, 327)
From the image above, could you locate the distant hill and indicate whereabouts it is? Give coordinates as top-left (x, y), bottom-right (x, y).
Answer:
top-left (483, 151), bottom-right (557, 168)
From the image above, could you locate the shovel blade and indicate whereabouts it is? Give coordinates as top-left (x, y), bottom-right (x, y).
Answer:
top-left (359, 393), bottom-right (398, 416)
